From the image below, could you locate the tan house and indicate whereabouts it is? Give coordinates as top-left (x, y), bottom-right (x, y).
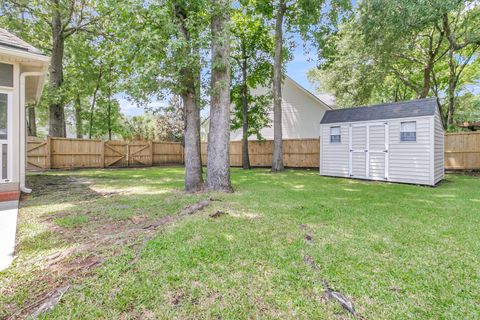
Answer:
top-left (0, 29), bottom-right (48, 270)
top-left (201, 76), bottom-right (332, 141)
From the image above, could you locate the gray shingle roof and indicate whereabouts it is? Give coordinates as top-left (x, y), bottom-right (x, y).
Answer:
top-left (320, 98), bottom-right (438, 124)
top-left (0, 29), bottom-right (44, 55)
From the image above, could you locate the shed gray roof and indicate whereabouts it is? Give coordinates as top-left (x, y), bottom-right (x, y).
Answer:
top-left (320, 98), bottom-right (438, 124)
top-left (0, 29), bottom-right (44, 55)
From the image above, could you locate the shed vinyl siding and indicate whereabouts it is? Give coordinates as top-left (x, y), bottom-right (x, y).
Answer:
top-left (387, 117), bottom-right (432, 185)
top-left (320, 124), bottom-right (349, 177)
top-left (434, 110), bottom-right (444, 184)
top-left (369, 125), bottom-right (385, 150)
top-left (368, 124), bottom-right (387, 180)
top-left (369, 153), bottom-right (385, 180)
top-left (352, 153), bottom-right (366, 176)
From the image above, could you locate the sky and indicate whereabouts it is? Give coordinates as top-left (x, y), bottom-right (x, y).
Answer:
top-left (119, 34), bottom-right (318, 117)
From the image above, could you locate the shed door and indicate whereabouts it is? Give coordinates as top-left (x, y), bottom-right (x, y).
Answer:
top-left (349, 125), bottom-right (367, 178)
top-left (368, 123), bottom-right (388, 180)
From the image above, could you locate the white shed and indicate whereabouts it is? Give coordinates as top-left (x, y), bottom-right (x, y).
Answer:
top-left (320, 98), bottom-right (444, 186)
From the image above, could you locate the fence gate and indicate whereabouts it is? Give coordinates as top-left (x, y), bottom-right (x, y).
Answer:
top-left (104, 141), bottom-right (152, 168)
top-left (27, 138), bottom-right (49, 170)
top-left (104, 141), bottom-right (128, 167)
top-left (128, 141), bottom-right (152, 167)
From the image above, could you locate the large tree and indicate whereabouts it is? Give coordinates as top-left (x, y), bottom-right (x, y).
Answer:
top-left (310, 0), bottom-right (480, 129)
top-left (4, 0), bottom-right (101, 137)
top-left (255, 0), bottom-right (349, 172)
top-left (206, 0), bottom-right (233, 192)
top-left (230, 3), bottom-right (273, 169)
top-left (108, 0), bottom-right (208, 192)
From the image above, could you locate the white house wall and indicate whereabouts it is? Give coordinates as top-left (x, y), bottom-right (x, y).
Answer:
top-left (230, 77), bottom-right (330, 141)
top-left (320, 115), bottom-right (436, 185)
top-left (0, 56), bottom-right (20, 185)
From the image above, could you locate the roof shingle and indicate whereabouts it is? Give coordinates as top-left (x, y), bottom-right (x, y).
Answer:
top-left (320, 98), bottom-right (438, 124)
top-left (0, 28), bottom-right (44, 55)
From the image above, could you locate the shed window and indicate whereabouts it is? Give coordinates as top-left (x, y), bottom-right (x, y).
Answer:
top-left (400, 121), bottom-right (416, 141)
top-left (330, 126), bottom-right (341, 143)
top-left (0, 63), bottom-right (14, 88)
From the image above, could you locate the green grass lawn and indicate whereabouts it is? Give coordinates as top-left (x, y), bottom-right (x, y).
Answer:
top-left (1, 168), bottom-right (480, 319)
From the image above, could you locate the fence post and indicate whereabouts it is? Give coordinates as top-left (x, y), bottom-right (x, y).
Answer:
top-left (46, 136), bottom-right (52, 169)
top-left (149, 141), bottom-right (154, 167)
top-left (126, 143), bottom-right (130, 167)
top-left (102, 140), bottom-right (106, 168)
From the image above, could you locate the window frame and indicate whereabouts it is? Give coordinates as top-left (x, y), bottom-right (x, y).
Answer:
top-left (0, 63), bottom-right (14, 88)
top-left (0, 91), bottom-right (13, 182)
top-left (400, 121), bottom-right (417, 142)
top-left (330, 126), bottom-right (341, 144)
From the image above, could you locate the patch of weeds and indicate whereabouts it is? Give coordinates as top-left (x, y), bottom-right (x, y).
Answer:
top-left (54, 215), bottom-right (89, 228)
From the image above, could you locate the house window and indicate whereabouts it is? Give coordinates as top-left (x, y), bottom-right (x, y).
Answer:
top-left (330, 126), bottom-right (341, 143)
top-left (400, 121), bottom-right (416, 141)
top-left (0, 63), bottom-right (14, 88)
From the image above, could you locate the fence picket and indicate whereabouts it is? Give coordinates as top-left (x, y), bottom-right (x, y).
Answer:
top-left (27, 133), bottom-right (480, 171)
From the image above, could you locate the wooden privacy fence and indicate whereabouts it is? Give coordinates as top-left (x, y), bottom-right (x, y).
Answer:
top-left (28, 133), bottom-right (480, 171)
top-left (201, 139), bottom-right (320, 168)
top-left (27, 137), bottom-right (184, 170)
top-left (444, 132), bottom-right (480, 170)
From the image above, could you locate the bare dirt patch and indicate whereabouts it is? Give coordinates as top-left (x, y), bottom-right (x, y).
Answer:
top-left (2, 175), bottom-right (212, 319)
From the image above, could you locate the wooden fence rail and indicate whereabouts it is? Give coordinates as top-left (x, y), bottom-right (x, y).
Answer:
top-left (27, 133), bottom-right (480, 171)
top-left (444, 132), bottom-right (480, 170)
top-left (27, 137), bottom-right (184, 171)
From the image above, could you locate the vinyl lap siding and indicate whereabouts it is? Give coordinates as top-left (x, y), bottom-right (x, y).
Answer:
top-left (352, 153), bottom-right (366, 176)
top-left (369, 153), bottom-right (385, 180)
top-left (369, 125), bottom-right (385, 150)
top-left (320, 125), bottom-right (349, 177)
top-left (434, 111), bottom-right (444, 183)
top-left (388, 118), bottom-right (431, 185)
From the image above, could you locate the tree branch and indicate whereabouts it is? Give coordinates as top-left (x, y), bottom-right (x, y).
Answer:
top-left (8, 0), bottom-right (52, 27)
top-left (390, 67), bottom-right (421, 94)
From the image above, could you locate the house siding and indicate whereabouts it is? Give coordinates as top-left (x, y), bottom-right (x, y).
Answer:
top-left (434, 110), bottom-right (445, 184)
top-left (0, 57), bottom-right (20, 184)
top-left (229, 77), bottom-right (330, 141)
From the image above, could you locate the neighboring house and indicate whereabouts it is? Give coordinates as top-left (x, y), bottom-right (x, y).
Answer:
top-left (0, 29), bottom-right (49, 270)
top-left (201, 76), bottom-right (332, 141)
top-left (320, 98), bottom-right (444, 186)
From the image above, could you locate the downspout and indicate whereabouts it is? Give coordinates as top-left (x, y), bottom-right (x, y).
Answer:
top-left (19, 72), bottom-right (44, 194)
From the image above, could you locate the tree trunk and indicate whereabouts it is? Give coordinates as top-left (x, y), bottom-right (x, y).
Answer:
top-left (174, 2), bottom-right (204, 192)
top-left (446, 49), bottom-right (456, 128)
top-left (241, 44), bottom-right (250, 170)
top-left (206, 0), bottom-right (232, 192)
top-left (88, 70), bottom-right (102, 139)
top-left (27, 107), bottom-right (37, 136)
top-left (74, 95), bottom-right (83, 138)
top-left (183, 91), bottom-right (203, 192)
top-left (48, 3), bottom-right (66, 137)
top-left (107, 64), bottom-right (113, 140)
top-left (419, 61), bottom-right (432, 99)
top-left (272, 1), bottom-right (286, 172)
